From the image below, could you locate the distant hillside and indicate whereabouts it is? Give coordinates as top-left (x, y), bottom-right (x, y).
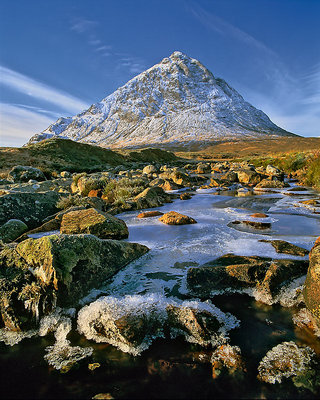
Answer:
top-left (0, 138), bottom-right (178, 174)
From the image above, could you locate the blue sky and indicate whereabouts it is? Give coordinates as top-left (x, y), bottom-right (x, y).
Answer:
top-left (0, 0), bottom-right (319, 146)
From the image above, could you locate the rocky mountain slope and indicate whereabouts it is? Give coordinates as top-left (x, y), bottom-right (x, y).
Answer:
top-left (29, 51), bottom-right (295, 148)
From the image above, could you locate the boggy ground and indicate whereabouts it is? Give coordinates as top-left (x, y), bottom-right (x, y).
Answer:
top-left (1, 137), bottom-right (320, 398)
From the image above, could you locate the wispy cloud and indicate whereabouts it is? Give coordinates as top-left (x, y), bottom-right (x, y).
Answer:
top-left (70, 17), bottom-right (146, 76)
top-left (0, 65), bottom-right (89, 113)
top-left (0, 103), bottom-right (56, 147)
top-left (188, 3), bottom-right (320, 136)
top-left (189, 4), bottom-right (278, 59)
top-left (70, 18), bottom-right (98, 34)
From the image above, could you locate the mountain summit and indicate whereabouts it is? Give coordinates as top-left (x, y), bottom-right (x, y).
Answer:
top-left (29, 51), bottom-right (295, 148)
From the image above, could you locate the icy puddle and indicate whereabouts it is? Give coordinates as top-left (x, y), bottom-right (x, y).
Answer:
top-left (1, 187), bottom-right (320, 399)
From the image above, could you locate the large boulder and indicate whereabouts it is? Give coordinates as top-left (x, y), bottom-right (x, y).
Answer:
top-left (0, 191), bottom-right (63, 229)
top-left (304, 238), bottom-right (320, 324)
top-left (187, 254), bottom-right (308, 304)
top-left (0, 219), bottom-right (28, 243)
top-left (196, 163), bottom-right (211, 174)
top-left (7, 165), bottom-right (46, 183)
top-left (159, 169), bottom-right (191, 187)
top-left (60, 208), bottom-right (128, 239)
top-left (77, 295), bottom-right (166, 356)
top-left (236, 170), bottom-right (262, 185)
top-left (134, 186), bottom-right (171, 209)
top-left (255, 179), bottom-right (289, 189)
top-left (0, 234), bottom-right (149, 331)
top-left (142, 165), bottom-right (158, 175)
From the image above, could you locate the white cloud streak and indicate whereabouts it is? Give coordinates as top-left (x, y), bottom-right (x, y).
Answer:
top-left (0, 65), bottom-right (89, 114)
top-left (70, 18), bottom-right (98, 34)
top-left (188, 3), bottom-right (320, 137)
top-left (0, 103), bottom-right (55, 147)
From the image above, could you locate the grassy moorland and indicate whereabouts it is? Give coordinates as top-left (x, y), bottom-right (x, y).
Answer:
top-left (0, 137), bottom-right (177, 177)
top-left (1, 136), bottom-right (319, 188)
top-left (175, 137), bottom-right (320, 188)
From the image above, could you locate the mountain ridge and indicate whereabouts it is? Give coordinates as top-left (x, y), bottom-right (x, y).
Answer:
top-left (28, 51), bottom-right (296, 148)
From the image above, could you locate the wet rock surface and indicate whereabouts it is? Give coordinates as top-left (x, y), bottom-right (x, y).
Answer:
top-left (187, 254), bottom-right (308, 303)
top-left (60, 208), bottom-right (129, 239)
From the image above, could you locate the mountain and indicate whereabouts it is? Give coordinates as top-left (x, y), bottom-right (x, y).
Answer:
top-left (28, 51), bottom-right (295, 149)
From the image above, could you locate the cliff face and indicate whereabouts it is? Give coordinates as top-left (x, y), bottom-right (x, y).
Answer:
top-left (29, 51), bottom-right (294, 148)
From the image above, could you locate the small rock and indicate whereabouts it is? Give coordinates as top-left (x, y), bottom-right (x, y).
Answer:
top-left (137, 211), bottom-right (164, 218)
top-left (231, 220), bottom-right (271, 229)
top-left (159, 211), bottom-right (197, 225)
top-left (250, 213), bottom-right (268, 218)
top-left (180, 192), bottom-right (192, 200)
top-left (92, 393), bottom-right (114, 400)
top-left (211, 344), bottom-right (246, 379)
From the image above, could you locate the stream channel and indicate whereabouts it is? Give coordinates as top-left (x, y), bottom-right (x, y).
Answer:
top-left (1, 183), bottom-right (320, 399)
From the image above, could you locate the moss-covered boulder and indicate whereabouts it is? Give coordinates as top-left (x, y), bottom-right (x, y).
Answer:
top-left (0, 191), bottom-right (63, 229)
top-left (134, 187), bottom-right (171, 209)
top-left (187, 254), bottom-right (308, 303)
top-left (7, 165), bottom-right (46, 183)
top-left (60, 208), bottom-right (128, 239)
top-left (0, 219), bottom-right (28, 243)
top-left (304, 238), bottom-right (320, 322)
top-left (0, 234), bottom-right (149, 331)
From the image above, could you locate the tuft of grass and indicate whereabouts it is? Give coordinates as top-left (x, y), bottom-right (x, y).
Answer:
top-left (103, 177), bottom-right (147, 205)
top-left (56, 195), bottom-right (89, 210)
top-left (303, 152), bottom-right (320, 188)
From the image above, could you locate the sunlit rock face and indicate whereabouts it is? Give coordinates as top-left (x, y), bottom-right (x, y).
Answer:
top-left (29, 51), bottom-right (294, 148)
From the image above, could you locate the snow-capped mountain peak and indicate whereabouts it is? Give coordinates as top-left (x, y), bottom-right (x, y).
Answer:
top-left (29, 51), bottom-right (294, 148)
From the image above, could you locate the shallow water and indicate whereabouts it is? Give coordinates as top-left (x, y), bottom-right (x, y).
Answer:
top-left (1, 185), bottom-right (320, 399)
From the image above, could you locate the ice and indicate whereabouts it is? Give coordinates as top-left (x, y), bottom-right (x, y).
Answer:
top-left (77, 294), bottom-right (239, 355)
top-left (39, 308), bottom-right (93, 370)
top-left (258, 341), bottom-right (316, 384)
top-left (0, 328), bottom-right (37, 346)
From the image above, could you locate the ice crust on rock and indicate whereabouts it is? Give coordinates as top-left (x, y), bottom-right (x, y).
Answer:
top-left (39, 308), bottom-right (93, 370)
top-left (0, 328), bottom-right (38, 346)
top-left (77, 294), bottom-right (239, 355)
top-left (257, 341), bottom-right (315, 384)
top-left (29, 51), bottom-right (292, 148)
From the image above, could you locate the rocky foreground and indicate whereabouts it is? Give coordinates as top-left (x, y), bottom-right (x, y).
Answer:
top-left (1, 153), bottom-right (320, 396)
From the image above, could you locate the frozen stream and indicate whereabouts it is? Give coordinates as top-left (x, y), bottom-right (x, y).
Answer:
top-left (90, 187), bottom-right (319, 302)
top-left (1, 185), bottom-right (320, 399)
